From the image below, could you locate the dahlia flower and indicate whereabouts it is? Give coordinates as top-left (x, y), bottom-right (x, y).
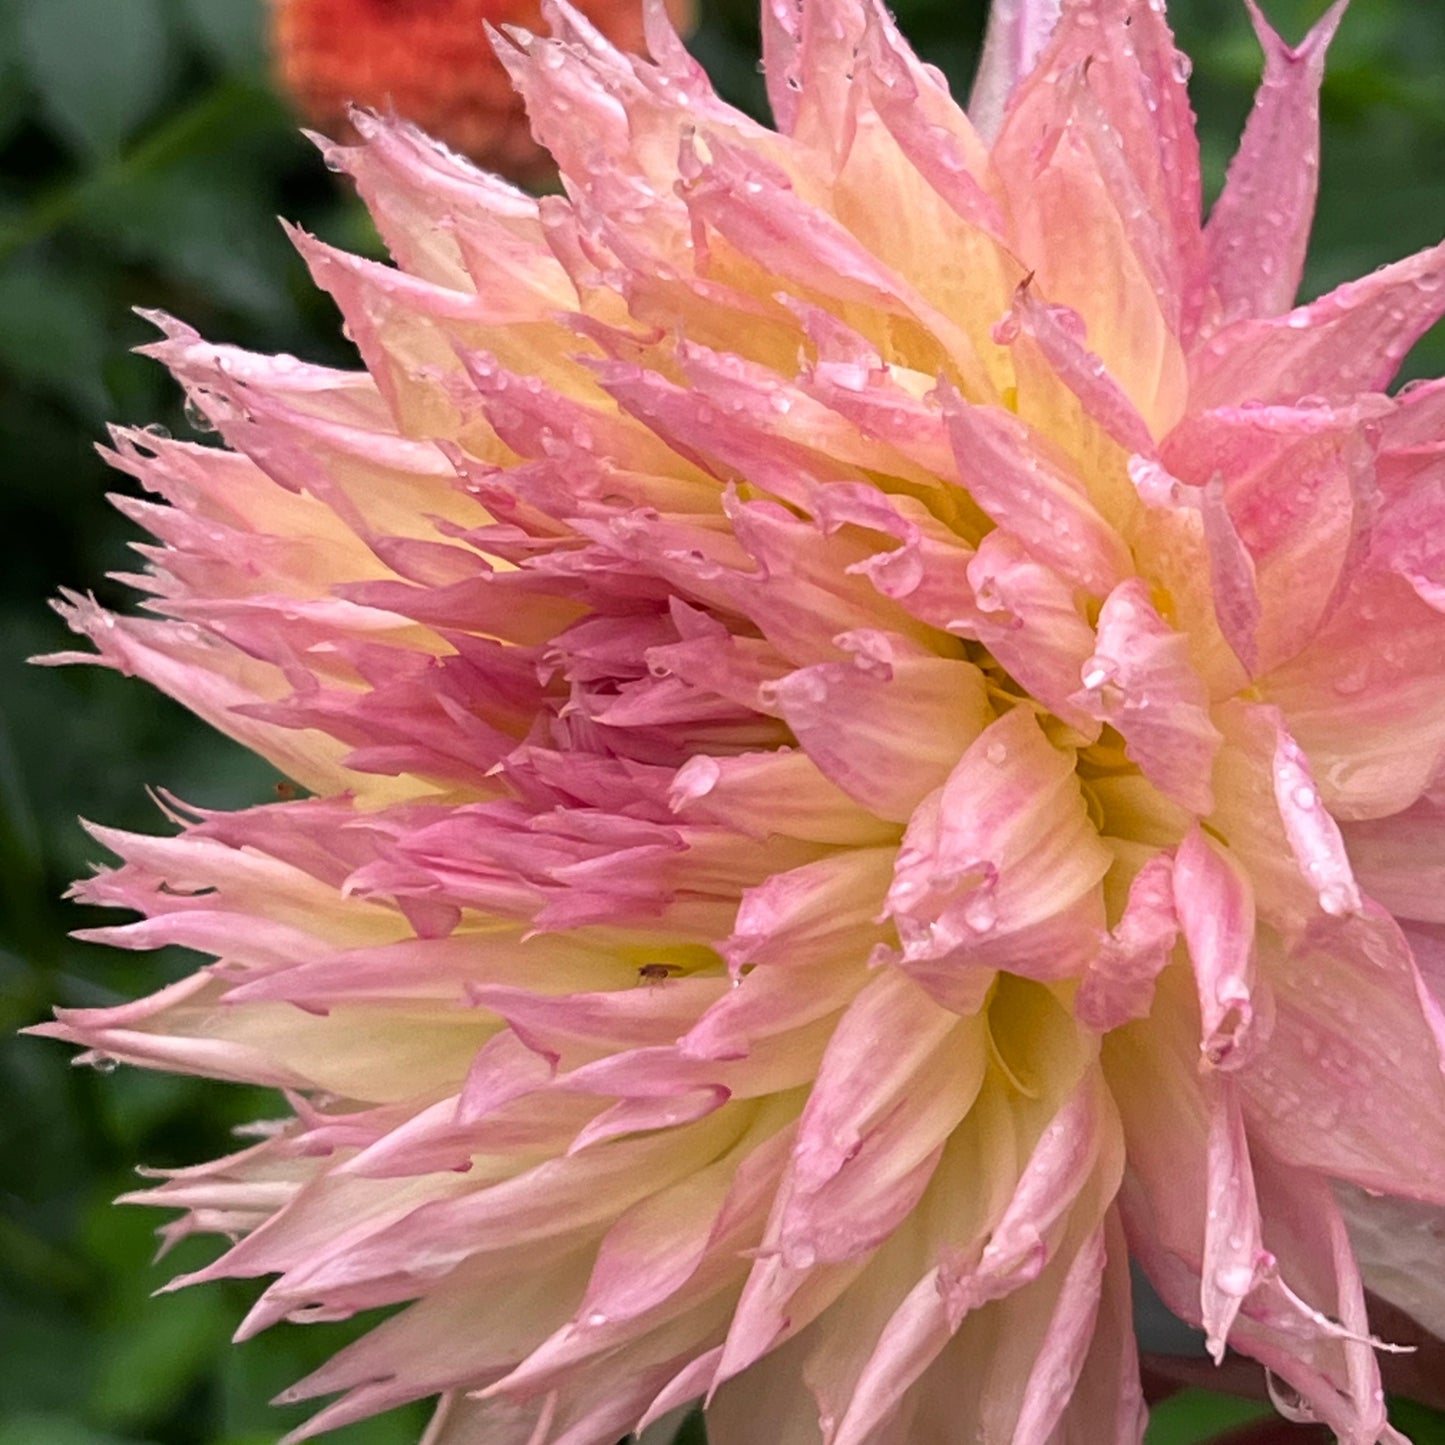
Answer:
top-left (33, 0), bottom-right (1445, 1440)
top-left (271, 0), bottom-right (694, 181)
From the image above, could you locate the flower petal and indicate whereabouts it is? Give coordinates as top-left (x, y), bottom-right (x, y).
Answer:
top-left (886, 708), bottom-right (1112, 1008)
top-left (967, 0), bottom-right (1061, 142)
top-left (1192, 238), bottom-right (1445, 409)
top-left (772, 636), bottom-right (990, 822)
top-left (1241, 910), bottom-right (1445, 1204)
top-left (1077, 850), bottom-right (1180, 1032)
top-left (1172, 827), bottom-right (1264, 1070)
top-left (944, 395), bottom-right (1134, 596)
top-left (1202, 1), bottom-right (1350, 330)
top-left (1070, 577), bottom-right (1222, 814)
top-left (1343, 794), bottom-right (1445, 924)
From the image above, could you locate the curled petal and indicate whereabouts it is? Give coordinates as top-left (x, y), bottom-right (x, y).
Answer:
top-left (771, 637), bottom-right (990, 823)
top-left (957, 530), bottom-right (1100, 736)
top-left (1070, 577), bottom-right (1222, 815)
top-left (887, 708), bottom-right (1112, 1008)
top-left (1270, 720), bottom-right (1362, 919)
top-left (1172, 827), bottom-right (1264, 1070)
top-left (944, 395), bottom-right (1134, 596)
top-left (1076, 850), bottom-right (1179, 1032)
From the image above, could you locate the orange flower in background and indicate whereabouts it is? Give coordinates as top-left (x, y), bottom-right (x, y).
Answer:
top-left (271, 0), bottom-right (695, 180)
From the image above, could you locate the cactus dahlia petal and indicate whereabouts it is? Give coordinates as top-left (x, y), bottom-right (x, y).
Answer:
top-left (33, 0), bottom-right (1445, 1440)
top-left (271, 0), bottom-right (695, 182)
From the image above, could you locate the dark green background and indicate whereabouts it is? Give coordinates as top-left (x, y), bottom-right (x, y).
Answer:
top-left (2, 1), bottom-right (1443, 1441)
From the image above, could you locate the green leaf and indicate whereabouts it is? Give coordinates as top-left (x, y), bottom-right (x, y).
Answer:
top-left (0, 260), bottom-right (110, 415)
top-left (79, 150), bottom-right (299, 325)
top-left (0, 3), bottom-right (28, 150)
top-left (175, 0), bottom-right (265, 73)
top-left (217, 1315), bottom-right (432, 1442)
top-left (18, 0), bottom-right (173, 158)
top-left (0, 1416), bottom-right (152, 1445)
top-left (90, 1287), bottom-right (233, 1432)
top-left (669, 1409), bottom-right (710, 1445)
top-left (1389, 1398), bottom-right (1445, 1444)
top-left (1143, 1389), bottom-right (1273, 1445)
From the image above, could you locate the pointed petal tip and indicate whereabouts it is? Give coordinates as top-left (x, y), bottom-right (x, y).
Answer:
top-left (969, 0), bottom-right (1065, 142)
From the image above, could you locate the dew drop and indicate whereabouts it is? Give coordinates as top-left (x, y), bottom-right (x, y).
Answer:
top-left (985, 741), bottom-right (1007, 766)
top-left (963, 890), bottom-right (997, 934)
top-left (991, 314), bottom-right (1021, 346)
top-left (182, 396), bottom-right (218, 435)
top-left (1213, 1262), bottom-right (1254, 1298)
top-left (1291, 784), bottom-right (1317, 811)
top-left (1127, 454), bottom-right (1183, 509)
top-left (1265, 1372), bottom-right (1317, 1424)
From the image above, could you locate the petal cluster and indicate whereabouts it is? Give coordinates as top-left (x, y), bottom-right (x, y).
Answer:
top-left (35, 1), bottom-right (1445, 1442)
top-left (272, 0), bottom-right (695, 181)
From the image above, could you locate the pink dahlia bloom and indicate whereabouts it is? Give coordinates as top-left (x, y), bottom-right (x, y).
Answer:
top-left (32, 0), bottom-right (1445, 1440)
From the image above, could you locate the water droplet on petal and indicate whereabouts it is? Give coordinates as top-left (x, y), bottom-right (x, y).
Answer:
top-left (1318, 883), bottom-right (1358, 917)
top-left (991, 314), bottom-right (1021, 346)
top-left (182, 396), bottom-right (217, 435)
top-left (1214, 1262), bottom-right (1254, 1297)
top-left (963, 890), bottom-right (997, 934)
top-left (1265, 1371), bottom-right (1318, 1424)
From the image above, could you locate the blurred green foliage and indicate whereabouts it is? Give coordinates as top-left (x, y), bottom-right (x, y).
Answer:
top-left (2, 1), bottom-right (1444, 1442)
